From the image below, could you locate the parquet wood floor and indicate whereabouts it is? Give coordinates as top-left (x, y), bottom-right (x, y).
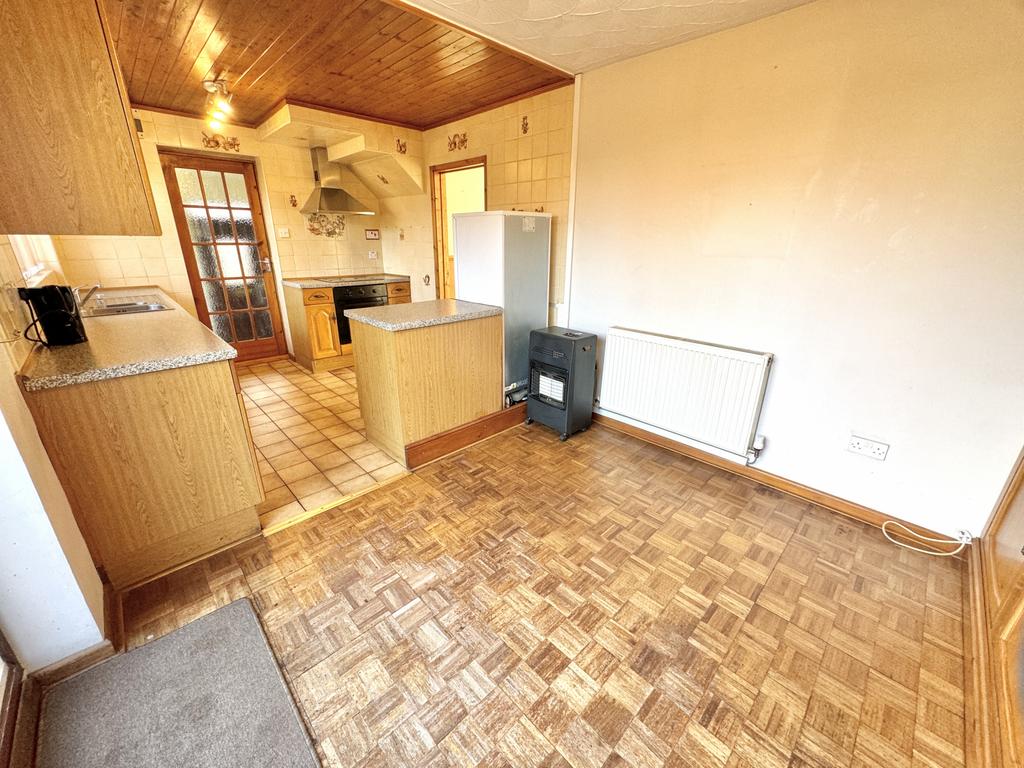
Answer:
top-left (121, 424), bottom-right (965, 768)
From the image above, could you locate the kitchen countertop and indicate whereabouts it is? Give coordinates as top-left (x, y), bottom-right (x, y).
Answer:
top-left (281, 273), bottom-right (410, 289)
top-left (344, 299), bottom-right (501, 332)
top-left (19, 286), bottom-right (236, 392)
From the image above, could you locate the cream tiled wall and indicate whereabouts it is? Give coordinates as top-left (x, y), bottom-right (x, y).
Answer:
top-left (50, 87), bottom-right (573, 328)
top-left (54, 111), bottom-right (390, 317)
top-left (380, 84), bottom-right (575, 309)
top-left (0, 236), bottom-right (30, 348)
top-left (378, 196), bottom-right (435, 302)
top-left (0, 235), bottom-right (65, 347)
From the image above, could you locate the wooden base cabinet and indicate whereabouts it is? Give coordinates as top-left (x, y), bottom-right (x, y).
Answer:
top-left (387, 281), bottom-right (411, 303)
top-left (284, 280), bottom-right (412, 372)
top-left (22, 361), bottom-right (262, 589)
top-left (350, 313), bottom-right (502, 466)
top-left (306, 304), bottom-right (343, 359)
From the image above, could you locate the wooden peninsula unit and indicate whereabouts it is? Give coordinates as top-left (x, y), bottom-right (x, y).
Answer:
top-left (19, 287), bottom-right (263, 590)
top-left (346, 299), bottom-right (504, 468)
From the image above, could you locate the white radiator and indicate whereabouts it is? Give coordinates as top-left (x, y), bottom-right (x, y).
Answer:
top-left (598, 327), bottom-right (773, 464)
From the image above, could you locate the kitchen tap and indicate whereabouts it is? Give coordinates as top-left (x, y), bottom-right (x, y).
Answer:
top-left (73, 283), bottom-right (101, 308)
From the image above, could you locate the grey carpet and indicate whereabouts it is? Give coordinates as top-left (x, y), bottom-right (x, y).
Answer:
top-left (36, 599), bottom-right (319, 768)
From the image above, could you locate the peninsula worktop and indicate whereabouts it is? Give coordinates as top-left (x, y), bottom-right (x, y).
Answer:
top-left (347, 301), bottom-right (503, 467)
top-left (19, 286), bottom-right (235, 391)
top-left (344, 299), bottom-right (501, 332)
top-left (18, 286), bottom-right (262, 589)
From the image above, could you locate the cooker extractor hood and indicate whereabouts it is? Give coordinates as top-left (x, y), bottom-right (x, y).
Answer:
top-left (300, 147), bottom-right (375, 215)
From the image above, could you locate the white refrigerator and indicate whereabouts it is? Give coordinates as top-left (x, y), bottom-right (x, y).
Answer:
top-left (453, 211), bottom-right (552, 401)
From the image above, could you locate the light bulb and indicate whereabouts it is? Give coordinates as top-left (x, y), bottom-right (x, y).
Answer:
top-left (215, 96), bottom-right (233, 114)
top-left (208, 118), bottom-right (223, 131)
top-left (210, 110), bottom-right (226, 121)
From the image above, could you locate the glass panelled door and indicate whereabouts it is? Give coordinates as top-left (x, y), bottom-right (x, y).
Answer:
top-left (160, 152), bottom-right (286, 360)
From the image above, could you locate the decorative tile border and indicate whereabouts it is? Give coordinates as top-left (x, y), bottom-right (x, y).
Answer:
top-left (200, 132), bottom-right (240, 152)
top-left (447, 133), bottom-right (468, 151)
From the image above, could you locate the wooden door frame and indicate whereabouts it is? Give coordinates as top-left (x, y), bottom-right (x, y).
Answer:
top-left (0, 627), bottom-right (22, 768)
top-left (158, 149), bottom-right (288, 360)
top-left (965, 444), bottom-right (1024, 767)
top-left (429, 156), bottom-right (487, 299)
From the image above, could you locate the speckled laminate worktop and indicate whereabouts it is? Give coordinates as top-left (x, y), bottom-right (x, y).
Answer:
top-left (344, 299), bottom-right (501, 332)
top-left (281, 273), bottom-right (410, 289)
top-left (19, 286), bottom-right (236, 392)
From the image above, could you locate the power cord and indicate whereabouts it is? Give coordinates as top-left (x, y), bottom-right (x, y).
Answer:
top-left (881, 520), bottom-right (972, 557)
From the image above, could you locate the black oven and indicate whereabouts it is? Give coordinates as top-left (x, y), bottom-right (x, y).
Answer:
top-left (333, 283), bottom-right (388, 343)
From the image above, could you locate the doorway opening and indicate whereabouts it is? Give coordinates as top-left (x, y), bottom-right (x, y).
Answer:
top-left (430, 157), bottom-right (486, 299)
top-left (159, 151), bottom-right (288, 361)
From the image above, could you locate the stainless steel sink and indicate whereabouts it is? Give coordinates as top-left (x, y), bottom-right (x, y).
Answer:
top-left (82, 293), bottom-right (169, 317)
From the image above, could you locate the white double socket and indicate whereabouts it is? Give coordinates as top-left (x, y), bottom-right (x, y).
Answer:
top-left (847, 434), bottom-right (889, 461)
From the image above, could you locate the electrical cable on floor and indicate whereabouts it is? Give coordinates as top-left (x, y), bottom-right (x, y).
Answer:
top-left (881, 520), bottom-right (972, 557)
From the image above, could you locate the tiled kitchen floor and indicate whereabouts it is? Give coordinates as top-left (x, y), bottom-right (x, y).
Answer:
top-left (238, 359), bottom-right (406, 532)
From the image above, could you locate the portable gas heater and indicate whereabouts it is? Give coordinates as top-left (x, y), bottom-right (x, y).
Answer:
top-left (525, 327), bottom-right (597, 441)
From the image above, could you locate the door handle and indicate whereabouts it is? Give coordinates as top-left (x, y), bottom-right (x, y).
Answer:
top-left (260, 259), bottom-right (272, 273)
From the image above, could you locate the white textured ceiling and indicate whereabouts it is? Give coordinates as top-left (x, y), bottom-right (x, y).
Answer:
top-left (400, 0), bottom-right (818, 73)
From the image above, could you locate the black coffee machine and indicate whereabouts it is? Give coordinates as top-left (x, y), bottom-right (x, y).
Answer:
top-left (18, 285), bottom-right (88, 346)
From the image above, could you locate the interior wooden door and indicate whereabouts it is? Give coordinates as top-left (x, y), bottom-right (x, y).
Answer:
top-left (430, 157), bottom-right (486, 299)
top-left (160, 152), bottom-right (287, 361)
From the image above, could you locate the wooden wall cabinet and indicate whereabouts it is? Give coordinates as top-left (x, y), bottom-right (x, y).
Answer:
top-left (284, 280), bottom-right (411, 372)
top-left (0, 0), bottom-right (159, 235)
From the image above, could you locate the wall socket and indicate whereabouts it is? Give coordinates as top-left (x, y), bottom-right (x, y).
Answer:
top-left (848, 434), bottom-right (889, 461)
top-left (368, 250), bottom-right (378, 260)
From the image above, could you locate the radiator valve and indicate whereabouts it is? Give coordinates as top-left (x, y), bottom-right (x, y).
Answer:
top-left (746, 435), bottom-right (767, 465)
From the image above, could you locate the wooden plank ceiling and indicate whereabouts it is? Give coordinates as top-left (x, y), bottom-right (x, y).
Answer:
top-left (102, 0), bottom-right (572, 130)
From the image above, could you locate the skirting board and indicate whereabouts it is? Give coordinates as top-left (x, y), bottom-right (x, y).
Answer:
top-left (406, 403), bottom-right (527, 469)
top-left (591, 412), bottom-right (956, 552)
top-left (30, 640), bottom-right (115, 688)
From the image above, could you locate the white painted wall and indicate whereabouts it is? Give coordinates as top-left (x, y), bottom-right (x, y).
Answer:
top-left (0, 237), bottom-right (104, 671)
top-left (568, 0), bottom-right (1024, 536)
top-left (0, 345), bottom-right (104, 671)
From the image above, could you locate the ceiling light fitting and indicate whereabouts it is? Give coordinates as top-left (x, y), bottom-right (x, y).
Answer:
top-left (202, 78), bottom-right (234, 129)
